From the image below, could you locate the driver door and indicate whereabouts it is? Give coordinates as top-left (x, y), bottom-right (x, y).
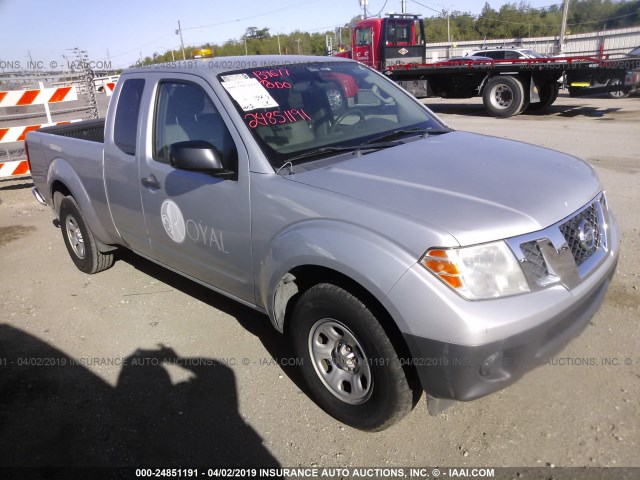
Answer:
top-left (138, 74), bottom-right (254, 303)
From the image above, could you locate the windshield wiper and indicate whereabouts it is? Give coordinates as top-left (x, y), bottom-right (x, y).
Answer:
top-left (279, 139), bottom-right (408, 174)
top-left (284, 145), bottom-right (375, 165)
top-left (364, 128), bottom-right (429, 145)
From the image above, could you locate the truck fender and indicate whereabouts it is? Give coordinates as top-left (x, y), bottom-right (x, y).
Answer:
top-left (477, 73), bottom-right (491, 95)
top-left (259, 220), bottom-right (418, 332)
top-left (47, 158), bottom-right (121, 248)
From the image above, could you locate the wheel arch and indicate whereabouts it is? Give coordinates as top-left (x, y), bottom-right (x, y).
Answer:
top-left (50, 179), bottom-right (72, 212)
top-left (273, 264), bottom-right (417, 381)
top-left (48, 161), bottom-right (120, 250)
top-left (259, 219), bottom-right (418, 329)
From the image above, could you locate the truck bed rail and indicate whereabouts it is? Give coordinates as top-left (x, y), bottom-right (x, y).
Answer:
top-left (387, 56), bottom-right (640, 75)
top-left (38, 118), bottom-right (105, 143)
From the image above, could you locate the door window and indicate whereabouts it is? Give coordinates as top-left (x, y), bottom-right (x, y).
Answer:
top-left (153, 81), bottom-right (237, 170)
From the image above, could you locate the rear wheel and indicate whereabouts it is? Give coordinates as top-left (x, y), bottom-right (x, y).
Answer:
top-left (59, 196), bottom-right (114, 274)
top-left (528, 81), bottom-right (559, 112)
top-left (290, 283), bottom-right (417, 431)
top-left (482, 76), bottom-right (525, 118)
top-left (608, 78), bottom-right (630, 99)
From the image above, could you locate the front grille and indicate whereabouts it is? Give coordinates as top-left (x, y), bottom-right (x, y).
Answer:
top-left (520, 241), bottom-right (549, 278)
top-left (510, 193), bottom-right (610, 292)
top-left (559, 202), bottom-right (601, 266)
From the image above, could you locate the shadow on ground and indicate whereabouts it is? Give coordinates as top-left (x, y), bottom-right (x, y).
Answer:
top-left (114, 250), bottom-right (308, 394)
top-left (0, 324), bottom-right (282, 472)
top-left (426, 101), bottom-right (625, 119)
top-left (0, 177), bottom-right (33, 192)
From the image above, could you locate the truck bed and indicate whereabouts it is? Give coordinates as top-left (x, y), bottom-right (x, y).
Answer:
top-left (38, 118), bottom-right (105, 143)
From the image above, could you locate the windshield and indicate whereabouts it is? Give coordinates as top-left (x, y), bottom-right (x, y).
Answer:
top-left (218, 61), bottom-right (449, 168)
top-left (521, 49), bottom-right (546, 58)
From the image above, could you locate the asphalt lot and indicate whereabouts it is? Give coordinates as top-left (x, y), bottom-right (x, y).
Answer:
top-left (0, 93), bottom-right (639, 473)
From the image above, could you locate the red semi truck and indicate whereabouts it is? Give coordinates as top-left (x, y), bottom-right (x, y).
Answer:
top-left (335, 14), bottom-right (640, 117)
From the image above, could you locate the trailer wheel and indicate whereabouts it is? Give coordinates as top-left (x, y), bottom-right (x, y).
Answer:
top-left (326, 82), bottom-right (347, 113)
top-left (59, 196), bottom-right (114, 274)
top-left (290, 283), bottom-right (416, 431)
top-left (607, 78), bottom-right (630, 99)
top-left (483, 76), bottom-right (525, 118)
top-left (528, 82), bottom-right (560, 112)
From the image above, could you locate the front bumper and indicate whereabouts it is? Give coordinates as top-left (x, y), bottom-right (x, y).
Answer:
top-left (385, 198), bottom-right (619, 403)
top-left (402, 256), bottom-right (616, 401)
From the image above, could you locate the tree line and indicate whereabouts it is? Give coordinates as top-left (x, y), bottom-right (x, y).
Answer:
top-left (138, 0), bottom-right (639, 65)
top-left (428, 0), bottom-right (640, 42)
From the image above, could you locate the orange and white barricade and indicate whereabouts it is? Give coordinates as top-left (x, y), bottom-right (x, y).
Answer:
top-left (0, 120), bottom-right (81, 178)
top-left (0, 160), bottom-right (30, 178)
top-left (104, 82), bottom-right (116, 96)
top-left (0, 84), bottom-right (80, 178)
top-left (0, 86), bottom-right (77, 107)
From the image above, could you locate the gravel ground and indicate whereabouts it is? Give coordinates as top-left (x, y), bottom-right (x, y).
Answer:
top-left (0, 93), bottom-right (638, 477)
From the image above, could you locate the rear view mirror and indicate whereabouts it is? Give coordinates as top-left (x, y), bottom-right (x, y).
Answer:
top-left (169, 140), bottom-right (233, 176)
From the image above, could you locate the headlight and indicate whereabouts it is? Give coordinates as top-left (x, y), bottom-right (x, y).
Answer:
top-left (420, 241), bottom-right (531, 300)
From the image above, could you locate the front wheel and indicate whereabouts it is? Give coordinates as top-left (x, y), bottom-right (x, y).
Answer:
top-left (59, 196), bottom-right (114, 274)
top-left (290, 283), bottom-right (417, 431)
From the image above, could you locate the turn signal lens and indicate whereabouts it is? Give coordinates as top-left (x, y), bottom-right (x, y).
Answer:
top-left (422, 249), bottom-right (463, 289)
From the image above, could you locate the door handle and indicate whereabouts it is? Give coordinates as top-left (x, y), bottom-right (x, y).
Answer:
top-left (141, 175), bottom-right (161, 190)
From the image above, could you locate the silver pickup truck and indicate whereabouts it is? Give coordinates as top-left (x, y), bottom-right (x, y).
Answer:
top-left (26, 55), bottom-right (619, 431)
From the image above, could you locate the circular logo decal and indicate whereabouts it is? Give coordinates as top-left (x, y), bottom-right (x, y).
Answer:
top-left (161, 200), bottom-right (186, 243)
top-left (577, 219), bottom-right (596, 251)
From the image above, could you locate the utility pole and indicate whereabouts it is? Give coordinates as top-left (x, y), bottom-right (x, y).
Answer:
top-left (295, 38), bottom-right (302, 55)
top-left (447, 10), bottom-right (450, 43)
top-left (558, 0), bottom-right (570, 54)
top-left (360, 0), bottom-right (368, 18)
top-left (401, 0), bottom-right (406, 13)
top-left (176, 21), bottom-right (186, 60)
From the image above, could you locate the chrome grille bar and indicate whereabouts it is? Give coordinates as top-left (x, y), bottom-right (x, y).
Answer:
top-left (506, 193), bottom-right (610, 292)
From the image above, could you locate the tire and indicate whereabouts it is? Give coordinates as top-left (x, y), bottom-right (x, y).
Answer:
top-left (527, 81), bottom-right (559, 112)
top-left (59, 196), bottom-right (114, 274)
top-left (482, 76), bottom-right (525, 118)
top-left (290, 283), bottom-right (416, 431)
top-left (325, 82), bottom-right (347, 114)
top-left (608, 78), bottom-right (630, 99)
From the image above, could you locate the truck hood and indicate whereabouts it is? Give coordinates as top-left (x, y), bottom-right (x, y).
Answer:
top-left (288, 131), bottom-right (601, 246)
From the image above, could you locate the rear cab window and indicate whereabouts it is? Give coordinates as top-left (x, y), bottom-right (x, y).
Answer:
top-left (114, 78), bottom-right (145, 155)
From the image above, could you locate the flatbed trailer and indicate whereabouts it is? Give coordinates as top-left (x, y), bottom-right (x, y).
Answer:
top-left (387, 56), bottom-right (640, 117)
top-left (335, 14), bottom-right (640, 117)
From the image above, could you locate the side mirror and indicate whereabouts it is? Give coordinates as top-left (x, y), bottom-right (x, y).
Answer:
top-left (169, 140), bottom-right (233, 176)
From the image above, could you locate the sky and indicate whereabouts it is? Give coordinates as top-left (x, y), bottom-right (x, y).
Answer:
top-left (0, 0), bottom-right (562, 70)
